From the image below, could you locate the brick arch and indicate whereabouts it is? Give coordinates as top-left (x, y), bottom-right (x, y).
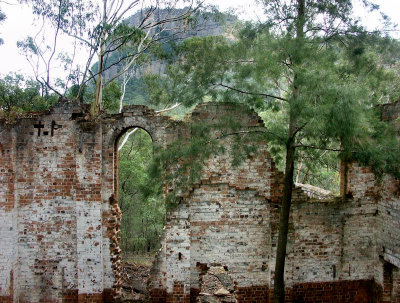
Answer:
top-left (114, 126), bottom-right (154, 147)
top-left (105, 125), bottom-right (158, 299)
top-left (102, 113), bottom-right (170, 149)
top-left (101, 106), bottom-right (178, 195)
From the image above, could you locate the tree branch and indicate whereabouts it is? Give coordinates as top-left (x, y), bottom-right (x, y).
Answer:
top-left (295, 144), bottom-right (343, 152)
top-left (154, 102), bottom-right (181, 114)
top-left (215, 82), bottom-right (288, 102)
top-left (215, 129), bottom-right (285, 142)
top-left (118, 128), bottom-right (138, 151)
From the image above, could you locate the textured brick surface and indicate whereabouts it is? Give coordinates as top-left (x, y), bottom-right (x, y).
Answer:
top-left (0, 101), bottom-right (176, 302)
top-left (149, 103), bottom-right (400, 303)
top-left (0, 101), bottom-right (399, 302)
top-left (290, 280), bottom-right (377, 303)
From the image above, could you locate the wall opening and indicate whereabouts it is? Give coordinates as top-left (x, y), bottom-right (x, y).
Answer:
top-left (115, 127), bottom-right (165, 301)
top-left (294, 149), bottom-right (341, 196)
top-left (259, 109), bottom-right (341, 196)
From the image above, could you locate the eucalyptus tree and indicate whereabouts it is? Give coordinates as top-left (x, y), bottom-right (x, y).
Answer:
top-left (18, 0), bottom-right (201, 116)
top-left (145, 0), bottom-right (400, 301)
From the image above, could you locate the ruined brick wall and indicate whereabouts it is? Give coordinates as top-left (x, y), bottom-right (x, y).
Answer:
top-left (147, 103), bottom-right (282, 302)
top-left (0, 101), bottom-right (102, 302)
top-left (148, 102), bottom-right (399, 303)
top-left (339, 101), bottom-right (400, 301)
top-left (0, 121), bottom-right (16, 302)
top-left (0, 101), bottom-right (176, 302)
top-left (0, 100), bottom-right (399, 303)
top-left (284, 194), bottom-right (378, 302)
top-left (187, 103), bottom-right (277, 298)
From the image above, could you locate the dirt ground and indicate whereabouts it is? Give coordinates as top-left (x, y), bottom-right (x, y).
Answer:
top-left (119, 253), bottom-right (154, 303)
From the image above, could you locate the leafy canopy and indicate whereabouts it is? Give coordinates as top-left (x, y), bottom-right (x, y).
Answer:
top-left (0, 73), bottom-right (58, 119)
top-left (145, 4), bottom-right (400, 180)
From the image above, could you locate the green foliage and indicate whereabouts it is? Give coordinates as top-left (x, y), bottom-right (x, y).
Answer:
top-left (29, 0), bottom-right (96, 36)
top-left (145, 11), bottom-right (400, 189)
top-left (100, 81), bottom-right (121, 113)
top-left (66, 80), bottom-right (122, 113)
top-left (118, 128), bottom-right (164, 254)
top-left (343, 110), bottom-right (400, 179)
top-left (148, 116), bottom-right (264, 210)
top-left (0, 73), bottom-right (57, 118)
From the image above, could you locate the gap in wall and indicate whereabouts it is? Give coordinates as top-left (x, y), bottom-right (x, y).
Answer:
top-left (117, 127), bottom-right (165, 301)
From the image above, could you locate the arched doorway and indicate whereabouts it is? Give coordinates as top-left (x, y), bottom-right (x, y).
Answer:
top-left (115, 127), bottom-right (165, 301)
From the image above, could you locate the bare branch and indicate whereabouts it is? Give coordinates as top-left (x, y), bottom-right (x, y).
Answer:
top-left (104, 29), bottom-right (151, 86)
top-left (46, 0), bottom-right (63, 88)
top-left (154, 102), bottom-right (181, 114)
top-left (64, 33), bottom-right (96, 49)
top-left (214, 129), bottom-right (286, 142)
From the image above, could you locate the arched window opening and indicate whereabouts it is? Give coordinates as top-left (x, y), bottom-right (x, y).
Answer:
top-left (116, 127), bottom-right (165, 301)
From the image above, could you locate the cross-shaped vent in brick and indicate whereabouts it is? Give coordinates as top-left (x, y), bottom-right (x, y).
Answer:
top-left (33, 121), bottom-right (45, 136)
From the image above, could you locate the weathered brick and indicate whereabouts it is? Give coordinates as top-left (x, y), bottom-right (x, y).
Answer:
top-left (0, 100), bottom-right (399, 303)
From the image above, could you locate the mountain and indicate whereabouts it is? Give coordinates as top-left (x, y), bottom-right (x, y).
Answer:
top-left (96, 8), bottom-right (237, 107)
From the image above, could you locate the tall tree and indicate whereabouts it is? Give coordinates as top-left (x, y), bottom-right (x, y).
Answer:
top-left (145, 1), bottom-right (400, 301)
top-left (18, 0), bottom-right (200, 116)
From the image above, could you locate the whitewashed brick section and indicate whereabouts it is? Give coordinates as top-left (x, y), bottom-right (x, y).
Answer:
top-left (190, 184), bottom-right (270, 288)
top-left (76, 201), bottom-right (103, 294)
top-left (0, 210), bottom-right (16, 296)
top-left (165, 203), bottom-right (191, 293)
top-left (16, 199), bottom-right (78, 301)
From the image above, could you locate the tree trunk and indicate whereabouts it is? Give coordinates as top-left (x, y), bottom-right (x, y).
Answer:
top-left (273, 122), bottom-right (296, 303)
top-left (91, 0), bottom-right (107, 117)
top-left (273, 1), bottom-right (305, 301)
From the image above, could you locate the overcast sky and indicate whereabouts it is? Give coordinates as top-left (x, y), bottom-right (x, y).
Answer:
top-left (0, 0), bottom-right (399, 80)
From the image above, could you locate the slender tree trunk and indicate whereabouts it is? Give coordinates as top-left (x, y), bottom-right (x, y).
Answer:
top-left (91, 0), bottom-right (107, 117)
top-left (302, 167), bottom-right (310, 184)
top-left (92, 40), bottom-right (105, 116)
top-left (273, 119), bottom-right (296, 303)
top-left (119, 73), bottom-right (130, 113)
top-left (273, 0), bottom-right (305, 301)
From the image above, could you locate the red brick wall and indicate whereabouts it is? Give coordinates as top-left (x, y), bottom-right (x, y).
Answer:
top-left (290, 280), bottom-right (377, 303)
top-left (166, 282), bottom-right (190, 303)
top-left (235, 285), bottom-right (269, 303)
top-left (149, 288), bottom-right (167, 302)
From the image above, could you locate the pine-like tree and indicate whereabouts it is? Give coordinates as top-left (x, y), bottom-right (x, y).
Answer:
top-left (145, 1), bottom-right (400, 301)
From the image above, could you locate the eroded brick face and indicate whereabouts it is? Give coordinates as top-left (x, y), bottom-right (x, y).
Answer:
top-left (0, 101), bottom-right (399, 303)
